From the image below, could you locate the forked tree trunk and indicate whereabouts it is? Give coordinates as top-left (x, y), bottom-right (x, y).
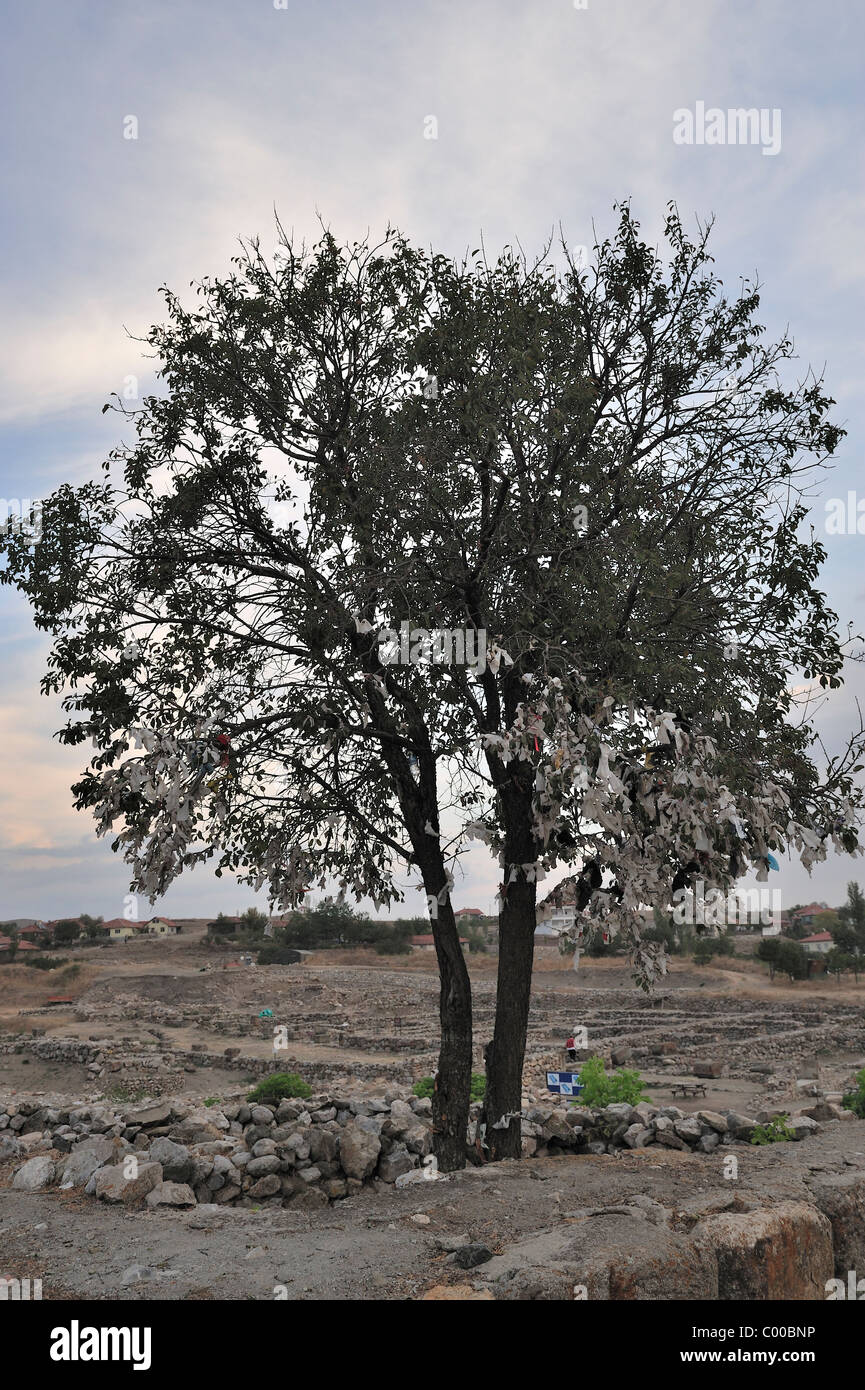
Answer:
top-left (484, 872), bottom-right (537, 1161)
top-left (429, 893), bottom-right (473, 1170)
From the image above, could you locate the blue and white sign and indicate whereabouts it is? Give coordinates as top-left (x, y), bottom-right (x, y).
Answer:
top-left (546, 1071), bottom-right (583, 1096)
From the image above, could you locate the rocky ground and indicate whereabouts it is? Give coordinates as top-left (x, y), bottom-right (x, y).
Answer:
top-left (2, 1117), bottom-right (865, 1300)
top-left (3, 936), bottom-right (865, 1301)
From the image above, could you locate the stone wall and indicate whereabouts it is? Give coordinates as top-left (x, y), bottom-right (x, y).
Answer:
top-left (1, 1085), bottom-right (843, 1214)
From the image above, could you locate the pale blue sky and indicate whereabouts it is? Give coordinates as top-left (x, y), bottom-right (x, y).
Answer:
top-left (1, 0), bottom-right (863, 920)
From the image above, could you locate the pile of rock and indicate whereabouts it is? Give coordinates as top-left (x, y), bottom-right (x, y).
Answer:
top-left (1, 1090), bottom-right (842, 1212)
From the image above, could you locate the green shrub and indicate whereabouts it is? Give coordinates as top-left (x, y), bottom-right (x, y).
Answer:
top-left (575, 1055), bottom-right (651, 1107)
top-left (751, 1114), bottom-right (796, 1145)
top-left (247, 1071), bottom-right (312, 1103)
top-left (24, 955), bottom-right (69, 970)
top-left (841, 1068), bottom-right (865, 1119)
top-left (256, 945), bottom-right (302, 965)
top-left (374, 936), bottom-right (412, 954)
top-left (412, 1073), bottom-right (486, 1102)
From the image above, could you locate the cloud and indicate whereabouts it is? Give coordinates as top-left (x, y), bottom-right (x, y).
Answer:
top-left (2, 0), bottom-right (864, 916)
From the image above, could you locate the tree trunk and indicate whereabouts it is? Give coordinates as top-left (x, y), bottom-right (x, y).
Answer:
top-left (484, 872), bottom-right (537, 1161)
top-left (430, 895), bottom-right (473, 1170)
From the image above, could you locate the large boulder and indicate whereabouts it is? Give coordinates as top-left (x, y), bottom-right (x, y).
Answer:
top-left (12, 1156), bottom-right (55, 1191)
top-left (307, 1129), bottom-right (339, 1164)
top-left (378, 1146), bottom-right (416, 1182)
top-left (541, 1111), bottom-right (579, 1146)
top-left (248, 1173), bottom-right (281, 1198)
top-left (123, 1101), bottom-right (172, 1128)
top-left (691, 1201), bottom-right (833, 1299)
top-left (60, 1138), bottom-right (117, 1188)
top-left (246, 1154), bottom-right (281, 1178)
top-left (249, 1106), bottom-right (276, 1127)
top-left (148, 1138), bottom-right (193, 1182)
top-left (622, 1124), bottom-right (654, 1149)
top-left (725, 1112), bottom-right (757, 1142)
top-left (674, 1116), bottom-right (703, 1144)
top-left (88, 1160), bottom-right (162, 1204)
top-left (145, 1181), bottom-right (196, 1207)
top-left (339, 1123), bottom-right (381, 1180)
top-left (808, 1172), bottom-right (865, 1274)
top-left (789, 1115), bottom-right (819, 1142)
top-left (403, 1124), bottom-right (432, 1156)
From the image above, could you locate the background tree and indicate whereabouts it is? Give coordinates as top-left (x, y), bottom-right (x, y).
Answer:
top-left (3, 206), bottom-right (864, 1165)
top-left (825, 946), bottom-right (853, 983)
top-left (832, 880), bottom-right (865, 978)
top-left (238, 906), bottom-right (269, 935)
top-left (79, 913), bottom-right (104, 940)
top-left (757, 935), bottom-right (781, 979)
top-left (53, 919), bottom-right (82, 945)
top-left (776, 938), bottom-right (809, 981)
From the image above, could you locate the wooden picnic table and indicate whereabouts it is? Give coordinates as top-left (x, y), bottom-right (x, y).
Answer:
top-left (670, 1081), bottom-right (707, 1098)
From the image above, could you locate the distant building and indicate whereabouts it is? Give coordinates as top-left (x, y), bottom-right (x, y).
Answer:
top-left (800, 930), bottom-right (834, 956)
top-left (454, 908), bottom-right (484, 920)
top-left (17, 923), bottom-right (52, 939)
top-left (143, 917), bottom-right (180, 936)
top-left (537, 880), bottom-right (579, 935)
top-left (411, 934), bottom-right (469, 952)
top-left (791, 903), bottom-right (832, 929)
top-left (98, 919), bottom-right (138, 939)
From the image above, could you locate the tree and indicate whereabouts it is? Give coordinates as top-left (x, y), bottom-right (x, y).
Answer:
top-left (278, 901), bottom-right (369, 950)
top-left (757, 936), bottom-right (782, 979)
top-left (4, 206), bottom-right (865, 1167)
top-left (79, 913), bottom-right (104, 939)
top-left (776, 938), bottom-right (809, 982)
top-left (53, 919), bottom-right (81, 945)
top-left (833, 881), bottom-right (865, 979)
top-left (825, 946), bottom-right (852, 983)
top-left (238, 906), bottom-right (269, 934)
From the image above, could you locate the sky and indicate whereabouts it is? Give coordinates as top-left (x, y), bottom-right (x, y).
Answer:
top-left (1, 0), bottom-right (863, 923)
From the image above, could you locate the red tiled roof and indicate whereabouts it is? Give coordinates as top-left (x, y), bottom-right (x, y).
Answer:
top-left (800, 931), bottom-right (833, 943)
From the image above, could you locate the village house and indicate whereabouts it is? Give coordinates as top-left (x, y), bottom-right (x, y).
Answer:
top-left (144, 917), bottom-right (181, 936)
top-left (800, 930), bottom-right (834, 956)
top-left (791, 902), bottom-right (834, 929)
top-left (99, 918), bottom-right (138, 939)
top-left (95, 917), bottom-right (181, 939)
top-left (0, 936), bottom-right (39, 960)
top-left (16, 922), bottom-right (50, 940)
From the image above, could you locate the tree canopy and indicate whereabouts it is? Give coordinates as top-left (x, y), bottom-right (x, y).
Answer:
top-left (3, 203), bottom-right (863, 1164)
